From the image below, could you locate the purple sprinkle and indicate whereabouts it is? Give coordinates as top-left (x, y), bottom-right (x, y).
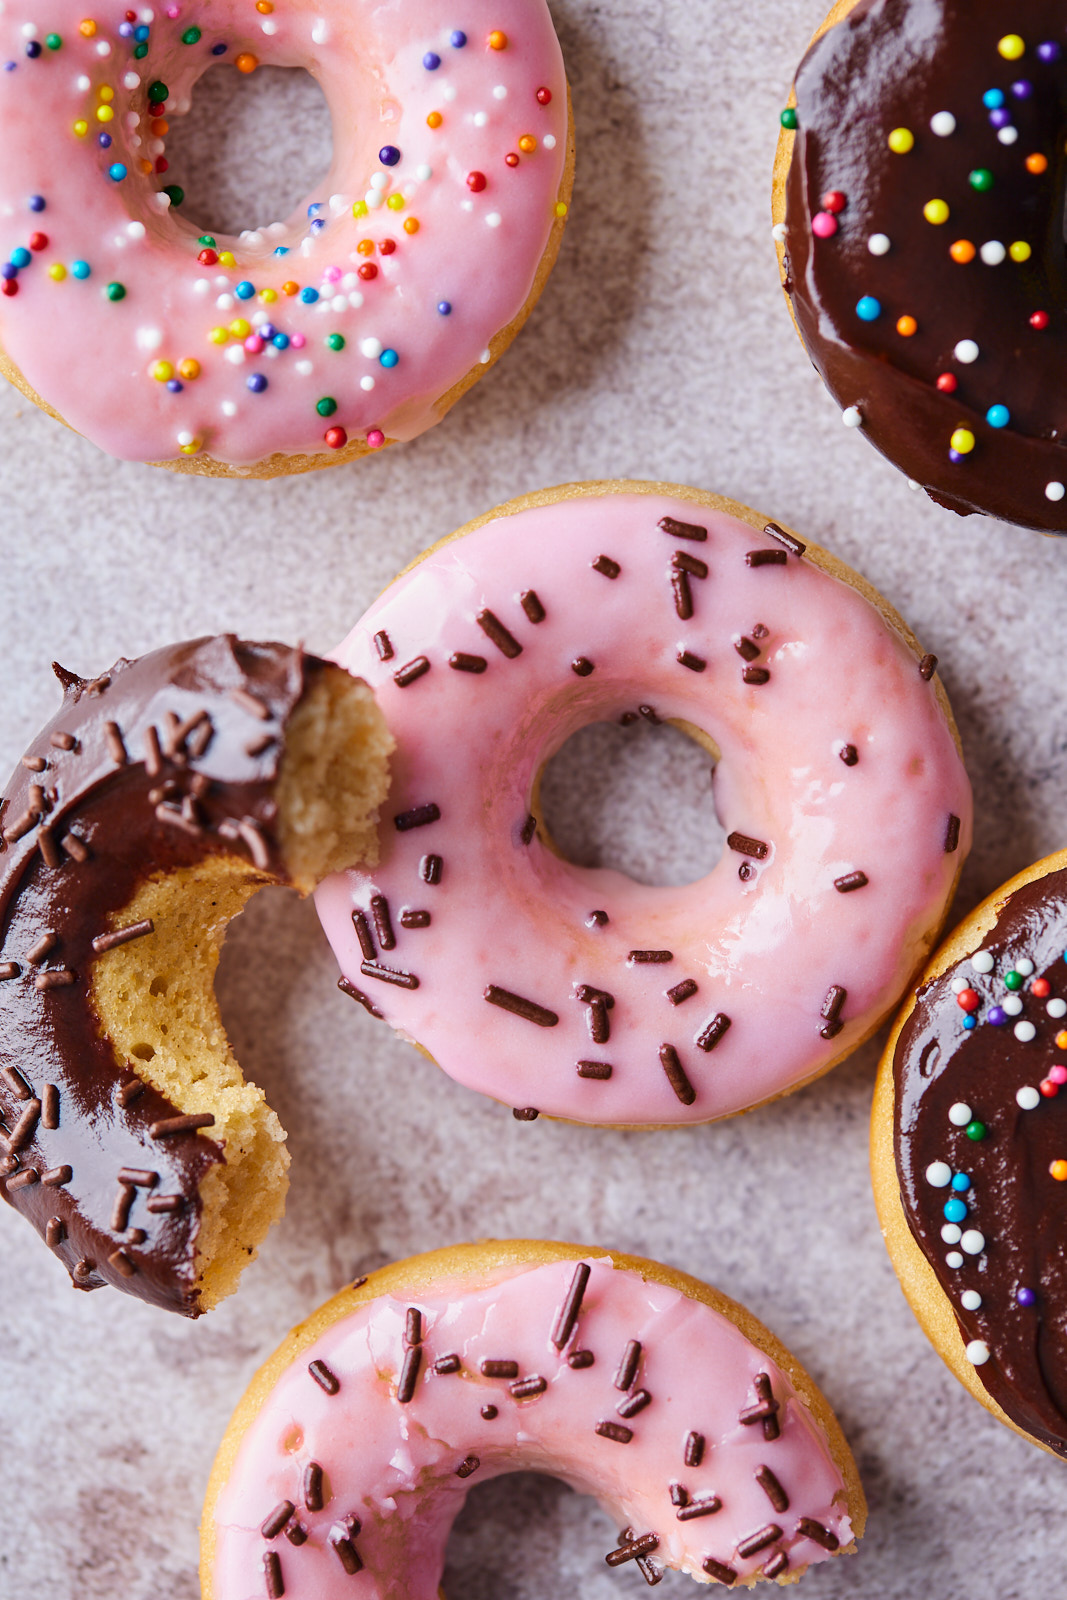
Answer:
top-left (1017, 1287), bottom-right (1037, 1307)
top-left (379, 145), bottom-right (401, 167)
top-left (247, 373), bottom-right (268, 393)
top-left (118, 20), bottom-right (133, 35)
top-left (423, 51), bottom-right (441, 70)
top-left (988, 107), bottom-right (1012, 128)
top-left (25, 39), bottom-right (41, 57)
top-left (98, 132), bottom-right (112, 147)
top-left (1011, 78), bottom-right (1033, 97)
top-left (450, 30), bottom-right (467, 47)
top-left (987, 1005), bottom-right (1008, 1027)
top-left (1, 263), bottom-right (16, 280)
top-left (1038, 42), bottom-right (1061, 63)
top-left (166, 379), bottom-right (183, 393)
top-left (28, 195), bottom-right (45, 212)
top-left (212, 42), bottom-right (227, 54)
top-left (949, 449), bottom-right (964, 464)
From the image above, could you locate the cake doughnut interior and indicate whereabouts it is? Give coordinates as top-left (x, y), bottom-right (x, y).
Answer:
top-left (0, 637), bottom-right (392, 1315)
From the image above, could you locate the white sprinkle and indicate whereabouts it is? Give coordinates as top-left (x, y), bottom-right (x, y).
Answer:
top-left (96, 38), bottom-right (111, 56)
top-left (979, 240), bottom-right (1006, 265)
top-left (214, 275), bottom-right (231, 289)
top-left (961, 1229), bottom-right (985, 1256)
top-left (341, 272), bottom-right (359, 290)
top-left (961, 1289), bottom-right (983, 1311)
top-left (76, 74), bottom-right (91, 91)
top-left (225, 346), bottom-right (246, 365)
top-left (1045, 481), bottom-right (1065, 501)
top-left (127, 221), bottom-right (146, 241)
top-left (998, 125), bottom-right (1018, 145)
top-left (261, 17), bottom-right (277, 33)
top-left (1002, 994), bottom-right (1023, 1016)
top-left (370, 173), bottom-right (389, 191)
top-left (365, 190), bottom-right (384, 210)
top-left (842, 406), bottom-right (863, 428)
top-left (20, 20), bottom-right (37, 36)
top-left (442, 82), bottom-right (457, 101)
top-left (486, 212), bottom-right (502, 228)
top-left (311, 17), bottom-right (329, 44)
top-left (295, 359), bottom-right (313, 376)
top-left (544, 133), bottom-right (557, 150)
top-left (347, 291), bottom-right (364, 309)
top-left (949, 1103), bottom-right (972, 1127)
top-left (461, 200), bottom-right (474, 213)
top-left (907, 480), bottom-right (920, 490)
top-left (135, 326), bottom-right (163, 352)
top-left (1016, 958), bottom-right (1035, 977)
top-left (267, 222), bottom-right (286, 237)
top-left (216, 294), bottom-right (235, 311)
top-left (193, 278), bottom-right (210, 295)
top-left (930, 111), bottom-right (956, 136)
top-left (951, 977), bottom-right (969, 994)
top-left (360, 375), bottom-right (375, 391)
top-left (1016, 1085), bottom-right (1040, 1110)
top-left (177, 430), bottom-right (195, 447)
top-left (772, 221), bottom-right (787, 242)
top-left (926, 1161), bottom-right (952, 1188)
top-left (473, 111), bottom-right (489, 127)
top-left (971, 951), bottom-right (995, 974)
top-left (1014, 1020), bottom-right (1037, 1042)
top-left (221, 400), bottom-right (238, 417)
top-left (264, 344), bottom-right (280, 360)
top-left (140, 8), bottom-right (154, 20)
top-left (1047, 998), bottom-right (1067, 1018)
top-left (945, 1251), bottom-right (964, 1269)
top-left (329, 194), bottom-right (348, 213)
top-left (867, 232), bottom-right (891, 255)
top-left (331, 294), bottom-right (347, 312)
top-left (315, 299), bottom-right (330, 313)
top-left (153, 192), bottom-right (171, 210)
top-left (242, 230), bottom-right (264, 247)
top-left (965, 1340), bottom-right (990, 1366)
top-left (360, 337), bottom-right (382, 359)
top-left (942, 1223), bottom-right (962, 1244)
top-left (480, 348), bottom-right (492, 363)
top-left (492, 85), bottom-right (507, 99)
top-left (954, 339), bottom-right (979, 363)
top-left (123, 72), bottom-right (140, 89)
top-left (415, 164), bottom-right (433, 181)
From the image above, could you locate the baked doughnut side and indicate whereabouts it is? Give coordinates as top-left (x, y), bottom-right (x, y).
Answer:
top-left (201, 1241), bottom-right (866, 1595)
top-left (872, 849), bottom-right (1067, 1457)
top-left (0, 639), bottom-right (392, 1314)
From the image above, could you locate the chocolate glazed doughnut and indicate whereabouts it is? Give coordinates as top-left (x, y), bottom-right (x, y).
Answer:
top-left (773, 0), bottom-right (1067, 533)
top-left (0, 637), bottom-right (391, 1316)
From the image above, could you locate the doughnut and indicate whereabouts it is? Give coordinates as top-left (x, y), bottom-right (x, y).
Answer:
top-left (772, 0), bottom-right (1067, 533)
top-left (873, 848), bottom-right (1067, 1458)
top-left (315, 481), bottom-right (973, 1127)
top-left (0, 2), bottom-right (572, 476)
top-left (0, 636), bottom-right (391, 1315)
top-left (202, 1240), bottom-right (865, 1593)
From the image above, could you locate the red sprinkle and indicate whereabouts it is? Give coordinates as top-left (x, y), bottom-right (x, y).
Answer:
top-left (467, 171), bottom-right (487, 192)
top-left (1, 280), bottom-right (17, 297)
top-left (956, 988), bottom-right (979, 1012)
top-left (821, 189), bottom-right (846, 213)
top-left (155, 156), bottom-right (169, 173)
top-left (1030, 310), bottom-right (1050, 330)
top-left (536, 86), bottom-right (552, 104)
top-left (1040, 1078), bottom-right (1060, 1098)
top-left (198, 248), bottom-right (218, 265)
top-left (1032, 977), bottom-right (1051, 998)
top-left (379, 239), bottom-right (396, 256)
top-left (505, 152), bottom-right (519, 166)
top-left (324, 426), bottom-right (348, 449)
top-left (936, 372), bottom-right (957, 393)
top-left (358, 262), bottom-right (378, 280)
top-left (29, 232), bottom-right (48, 251)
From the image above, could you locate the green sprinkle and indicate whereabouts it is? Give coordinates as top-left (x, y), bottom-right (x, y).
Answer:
top-left (1004, 970), bottom-right (1023, 991)
top-left (969, 168), bottom-right (994, 192)
top-left (198, 235), bottom-right (217, 249)
top-left (326, 333), bottom-right (345, 351)
top-left (133, 42), bottom-right (147, 57)
top-left (779, 107), bottom-right (798, 130)
top-left (316, 397), bottom-right (338, 417)
top-left (162, 185), bottom-right (185, 207)
top-left (105, 281), bottom-right (126, 302)
top-left (45, 32), bottom-right (62, 50)
top-left (965, 1120), bottom-right (987, 1142)
top-left (181, 26), bottom-right (202, 44)
top-left (148, 81), bottom-right (169, 103)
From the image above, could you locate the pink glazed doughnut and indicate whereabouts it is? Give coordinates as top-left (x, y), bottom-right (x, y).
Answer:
top-left (316, 482), bottom-right (973, 1127)
top-left (0, 2), bottom-right (571, 476)
top-left (202, 1242), bottom-right (865, 1594)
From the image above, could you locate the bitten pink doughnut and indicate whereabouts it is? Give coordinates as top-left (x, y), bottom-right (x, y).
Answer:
top-left (0, 1), bottom-right (571, 476)
top-left (316, 482), bottom-right (973, 1126)
top-left (202, 1242), bottom-right (865, 1594)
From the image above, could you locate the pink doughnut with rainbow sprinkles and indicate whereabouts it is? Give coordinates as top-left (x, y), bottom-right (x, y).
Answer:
top-left (0, 1), bottom-right (571, 474)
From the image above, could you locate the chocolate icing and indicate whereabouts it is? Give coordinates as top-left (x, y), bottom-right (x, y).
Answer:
top-left (894, 865), bottom-right (1067, 1455)
top-left (784, 0), bottom-right (1067, 533)
top-left (0, 636), bottom-right (324, 1316)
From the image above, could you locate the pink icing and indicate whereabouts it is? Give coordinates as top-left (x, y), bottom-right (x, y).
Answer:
top-left (0, 1), bottom-right (567, 465)
top-left (210, 1256), bottom-right (855, 1594)
top-left (316, 490), bottom-right (973, 1125)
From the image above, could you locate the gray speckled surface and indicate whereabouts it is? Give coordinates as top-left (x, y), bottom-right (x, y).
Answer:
top-left (1, 2), bottom-right (1066, 1596)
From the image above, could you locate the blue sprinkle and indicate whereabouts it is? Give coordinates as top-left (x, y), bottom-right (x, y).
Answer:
top-left (108, 163), bottom-right (128, 182)
top-left (134, 24), bottom-right (150, 41)
top-left (271, 332), bottom-right (290, 350)
top-left (423, 51), bottom-right (441, 70)
top-left (856, 295), bottom-right (881, 321)
top-left (28, 195), bottom-right (45, 212)
top-left (982, 87), bottom-right (1005, 108)
top-left (986, 404), bottom-right (1010, 428)
top-left (166, 379), bottom-right (183, 393)
top-left (235, 280), bottom-right (255, 299)
top-left (308, 202), bottom-right (324, 217)
top-left (380, 348), bottom-right (399, 368)
top-left (4, 62), bottom-right (16, 72)
top-left (987, 1005), bottom-right (1008, 1026)
top-left (71, 260), bottom-right (91, 279)
top-left (25, 40), bottom-right (41, 58)
top-left (247, 373), bottom-right (268, 393)
top-left (211, 42), bottom-right (227, 54)
top-left (273, 245), bottom-right (290, 256)
top-left (437, 300), bottom-right (452, 315)
top-left (962, 1013), bottom-right (977, 1030)
top-left (951, 1173), bottom-right (971, 1193)
top-left (944, 1197), bottom-right (968, 1223)
top-left (379, 145), bottom-right (401, 167)
top-left (451, 30), bottom-right (467, 47)
top-left (300, 286), bottom-right (319, 304)
top-left (1011, 79), bottom-right (1033, 98)
top-left (98, 132), bottom-right (112, 148)
top-left (1, 264), bottom-right (16, 281)
top-left (10, 247), bottom-right (30, 269)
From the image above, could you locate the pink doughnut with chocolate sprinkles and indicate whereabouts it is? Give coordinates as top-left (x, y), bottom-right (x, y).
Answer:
top-left (316, 482), bottom-right (972, 1127)
top-left (202, 1242), bottom-right (865, 1595)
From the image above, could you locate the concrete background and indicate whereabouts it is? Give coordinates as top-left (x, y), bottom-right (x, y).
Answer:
top-left (1, 2), bottom-right (1065, 1596)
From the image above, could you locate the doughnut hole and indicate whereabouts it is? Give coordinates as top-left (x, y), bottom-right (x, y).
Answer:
top-left (536, 716), bottom-right (724, 888)
top-left (162, 65), bottom-right (333, 239)
top-left (89, 669), bottom-right (393, 1311)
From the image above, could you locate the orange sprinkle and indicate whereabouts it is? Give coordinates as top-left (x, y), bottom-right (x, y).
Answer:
top-left (427, 110), bottom-right (443, 128)
top-left (178, 358), bottom-right (201, 380)
top-left (896, 314), bottom-right (917, 336)
top-left (282, 280), bottom-right (299, 296)
top-left (1051, 1160), bottom-right (1067, 1182)
top-left (255, 0), bottom-right (274, 10)
top-left (138, 158), bottom-right (153, 175)
top-left (488, 29), bottom-right (508, 49)
top-left (356, 238), bottom-right (375, 256)
top-left (403, 217), bottom-right (420, 234)
top-left (235, 51), bottom-right (259, 73)
top-left (79, 18), bottom-right (97, 37)
top-left (1058, 1030), bottom-right (1067, 1051)
top-left (518, 135), bottom-right (537, 153)
top-left (950, 239), bottom-right (976, 263)
top-left (1026, 152), bottom-right (1049, 174)
top-left (150, 118), bottom-right (169, 136)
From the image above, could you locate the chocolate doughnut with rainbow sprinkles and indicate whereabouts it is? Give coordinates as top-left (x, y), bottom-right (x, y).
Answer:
top-left (773, 0), bottom-right (1067, 532)
top-left (316, 481), bottom-right (972, 1127)
top-left (0, 636), bottom-right (392, 1314)
top-left (0, 1), bottom-right (572, 475)
top-left (202, 1240), bottom-right (866, 1594)
top-left (874, 849), bottom-right (1067, 1458)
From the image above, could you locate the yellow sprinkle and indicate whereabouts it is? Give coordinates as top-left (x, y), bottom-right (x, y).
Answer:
top-left (79, 19), bottom-right (97, 37)
top-left (96, 104), bottom-right (114, 123)
top-left (923, 197), bottom-right (949, 224)
top-left (178, 358), bottom-right (200, 380)
top-left (259, 287), bottom-right (278, 303)
top-left (179, 439), bottom-right (202, 456)
top-left (1009, 240), bottom-right (1032, 261)
top-left (426, 111), bottom-right (443, 129)
top-left (73, 119), bottom-right (89, 137)
top-left (218, 250), bottom-right (235, 268)
top-left (352, 200), bottom-right (368, 217)
top-left (403, 217), bottom-right (420, 234)
top-left (49, 263), bottom-right (67, 281)
top-left (950, 427), bottom-right (975, 454)
top-left (997, 33), bottom-right (1025, 60)
top-left (209, 326), bottom-right (228, 344)
top-left (98, 84), bottom-right (114, 103)
top-left (229, 318), bottom-right (251, 338)
top-left (518, 134), bottom-right (537, 153)
top-left (554, 201), bottom-right (568, 217)
top-left (152, 360), bottom-right (174, 382)
top-left (888, 127), bottom-right (915, 154)
top-left (386, 193), bottom-right (404, 210)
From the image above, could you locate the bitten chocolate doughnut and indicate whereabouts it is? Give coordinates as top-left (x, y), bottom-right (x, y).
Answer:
top-left (773, 0), bottom-right (1067, 532)
top-left (873, 849), bottom-right (1067, 1458)
top-left (0, 1), bottom-right (571, 475)
top-left (202, 1240), bottom-right (865, 1593)
top-left (316, 481), bottom-right (972, 1127)
top-left (0, 636), bottom-right (391, 1315)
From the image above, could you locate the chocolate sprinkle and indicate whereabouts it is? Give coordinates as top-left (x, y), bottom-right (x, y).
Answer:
top-left (797, 1517), bottom-right (839, 1551)
top-left (21, 755), bottom-right (46, 773)
top-left (449, 652), bottom-right (488, 673)
top-left (586, 909), bottom-right (608, 927)
top-left (702, 1556), bottom-right (738, 1585)
top-left (149, 1112), bottom-right (215, 1137)
top-left (371, 894), bottom-right (396, 952)
top-left (670, 1484), bottom-right (689, 1508)
top-left (677, 1495), bottom-right (723, 1521)
top-left (630, 949), bottom-right (673, 964)
top-left (577, 1060), bottom-right (613, 1080)
top-left (484, 985), bottom-right (558, 1026)
top-left (520, 813), bottom-right (537, 845)
top-left (572, 657), bottom-right (595, 677)
top-left (118, 1167), bottom-right (158, 1187)
top-left (762, 1551), bottom-right (789, 1579)
top-left (284, 1523), bottom-right (307, 1547)
top-left (742, 666), bottom-right (771, 685)
top-left (551, 1260), bottom-right (591, 1349)
top-left (360, 959), bottom-right (420, 990)
top-left (6, 1169), bottom-right (38, 1191)
top-left (740, 1374), bottom-right (781, 1440)
top-left (480, 1404), bottom-right (498, 1420)
top-left (111, 1183), bottom-right (134, 1233)
top-left (456, 1455), bottom-right (480, 1478)
top-left (639, 705), bottom-right (661, 723)
top-left (373, 630), bottom-right (394, 661)
top-left (395, 803), bottom-right (441, 831)
top-left (660, 1043), bottom-right (695, 1105)
top-left (658, 515), bottom-right (707, 543)
top-left (433, 1354), bottom-right (461, 1375)
top-left (146, 1193), bottom-right (182, 1214)
top-left (593, 555), bottom-right (621, 579)
top-left (261, 1501), bottom-right (295, 1540)
top-left (61, 832), bottom-right (89, 863)
top-left (400, 910), bottom-right (431, 929)
top-left (394, 656), bottom-right (431, 688)
top-left (568, 1349), bottom-right (595, 1369)
top-left (588, 998), bottom-right (610, 1044)
top-left (50, 730), bottom-right (76, 752)
top-left (512, 1106), bottom-right (539, 1121)
top-left (0, 962), bottom-right (19, 980)
top-left (352, 910), bottom-right (376, 960)
top-left (672, 570), bottom-right (693, 620)
top-left (42, 1165), bottom-right (72, 1187)
top-left (520, 591), bottom-right (546, 624)
top-left (35, 969), bottom-right (74, 991)
top-left (763, 521), bottom-right (806, 558)
top-left (45, 1217), bottom-right (65, 1246)
top-left (736, 1524), bottom-right (783, 1560)
top-left (263, 1551), bottom-right (284, 1597)
top-left (595, 1420), bottom-right (634, 1444)
top-left (303, 1463), bottom-right (324, 1512)
top-left (337, 977), bottom-right (384, 1018)
top-left (746, 549), bottom-right (788, 567)
top-left (606, 1533), bottom-right (659, 1566)
top-left (834, 871), bottom-right (869, 893)
top-left (615, 1339), bottom-right (642, 1391)
top-left (230, 687), bottom-right (270, 722)
top-left (918, 653), bottom-right (938, 681)
top-left (726, 831), bottom-right (768, 860)
top-left (945, 813), bottom-right (961, 853)
top-left (617, 1388), bottom-right (652, 1419)
top-left (481, 1359), bottom-right (519, 1378)
top-left (510, 1374), bottom-right (547, 1398)
top-left (821, 984), bottom-right (846, 1023)
top-left (677, 649), bottom-right (706, 672)
top-left (667, 978), bottom-right (698, 1006)
top-left (734, 636), bottom-right (761, 662)
top-left (330, 1532), bottom-right (363, 1575)
top-left (3, 1098), bottom-right (40, 1155)
top-left (309, 1360), bottom-right (340, 1394)
top-left (477, 609), bottom-right (523, 658)
top-left (91, 918), bottom-right (154, 955)
top-left (117, 1078), bottom-right (144, 1106)
top-left (695, 1013), bottom-right (731, 1052)
top-left (38, 828), bottom-right (60, 869)
top-left (684, 1430), bottom-right (705, 1468)
top-left (26, 931), bottom-right (57, 966)
top-left (420, 853), bottom-right (442, 883)
top-left (839, 744), bottom-right (859, 766)
top-left (756, 1466), bottom-right (789, 1513)
top-left (2, 1065), bottom-right (30, 1098)
top-left (397, 1344), bottom-right (423, 1403)
top-left (672, 551), bottom-right (709, 578)
top-left (108, 1248), bottom-right (137, 1278)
